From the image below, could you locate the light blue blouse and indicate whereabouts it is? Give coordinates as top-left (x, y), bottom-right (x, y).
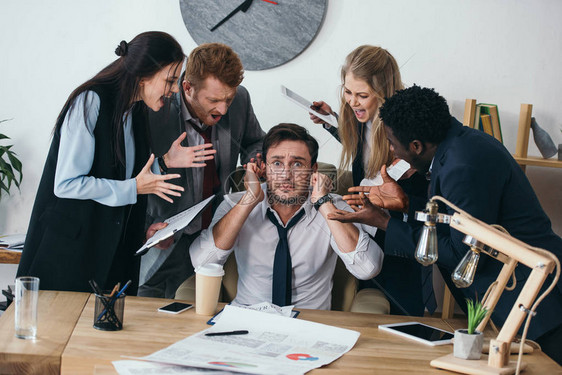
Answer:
top-left (54, 91), bottom-right (137, 207)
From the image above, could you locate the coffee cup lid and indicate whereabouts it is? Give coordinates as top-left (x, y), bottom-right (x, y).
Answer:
top-left (195, 263), bottom-right (225, 277)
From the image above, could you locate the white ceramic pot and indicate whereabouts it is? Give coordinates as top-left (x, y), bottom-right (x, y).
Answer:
top-left (453, 329), bottom-right (483, 360)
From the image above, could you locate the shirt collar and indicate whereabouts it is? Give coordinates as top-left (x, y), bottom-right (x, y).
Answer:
top-left (426, 157), bottom-right (435, 181)
top-left (258, 183), bottom-right (315, 224)
top-left (180, 96), bottom-right (205, 130)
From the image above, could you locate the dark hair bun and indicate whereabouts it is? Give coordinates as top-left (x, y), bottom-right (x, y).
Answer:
top-left (115, 40), bottom-right (128, 57)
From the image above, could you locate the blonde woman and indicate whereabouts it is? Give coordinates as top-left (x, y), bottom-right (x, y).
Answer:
top-left (311, 45), bottom-right (429, 316)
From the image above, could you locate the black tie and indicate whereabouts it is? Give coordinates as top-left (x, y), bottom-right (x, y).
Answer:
top-left (188, 121), bottom-right (220, 229)
top-left (266, 208), bottom-right (306, 306)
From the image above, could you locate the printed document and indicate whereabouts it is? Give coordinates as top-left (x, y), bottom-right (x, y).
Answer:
top-left (136, 196), bottom-right (214, 256)
top-left (116, 305), bottom-right (360, 374)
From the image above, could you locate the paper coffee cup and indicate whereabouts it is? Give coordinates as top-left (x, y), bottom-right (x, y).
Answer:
top-left (195, 263), bottom-right (224, 315)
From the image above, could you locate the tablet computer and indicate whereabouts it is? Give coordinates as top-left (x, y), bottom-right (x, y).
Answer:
top-left (281, 85), bottom-right (338, 127)
top-left (378, 322), bottom-right (454, 346)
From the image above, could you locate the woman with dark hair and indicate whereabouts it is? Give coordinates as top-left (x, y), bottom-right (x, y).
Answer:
top-left (17, 31), bottom-right (213, 294)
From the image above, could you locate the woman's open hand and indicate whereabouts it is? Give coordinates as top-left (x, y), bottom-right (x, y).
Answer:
top-left (136, 154), bottom-right (184, 203)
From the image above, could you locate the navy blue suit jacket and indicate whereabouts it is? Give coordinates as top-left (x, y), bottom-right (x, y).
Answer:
top-left (324, 121), bottom-right (427, 316)
top-left (386, 117), bottom-right (562, 339)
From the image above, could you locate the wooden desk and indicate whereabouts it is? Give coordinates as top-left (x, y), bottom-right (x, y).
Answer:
top-left (0, 248), bottom-right (21, 264)
top-left (0, 291), bottom-right (89, 375)
top-left (61, 296), bottom-right (560, 374)
top-left (1, 292), bottom-right (559, 374)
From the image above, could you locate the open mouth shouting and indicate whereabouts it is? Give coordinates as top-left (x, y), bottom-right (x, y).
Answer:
top-left (353, 108), bottom-right (367, 120)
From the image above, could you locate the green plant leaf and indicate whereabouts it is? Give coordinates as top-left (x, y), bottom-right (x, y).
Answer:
top-left (7, 151), bottom-right (23, 178)
top-left (465, 298), bottom-right (490, 334)
top-left (0, 118), bottom-right (22, 201)
top-left (0, 178), bottom-right (9, 195)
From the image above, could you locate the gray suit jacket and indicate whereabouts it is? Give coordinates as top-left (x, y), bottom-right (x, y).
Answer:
top-left (140, 85), bottom-right (264, 284)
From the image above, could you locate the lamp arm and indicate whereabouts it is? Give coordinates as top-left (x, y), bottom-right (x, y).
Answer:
top-left (476, 258), bottom-right (518, 333)
top-left (514, 248), bottom-right (561, 373)
top-left (427, 195), bottom-right (561, 374)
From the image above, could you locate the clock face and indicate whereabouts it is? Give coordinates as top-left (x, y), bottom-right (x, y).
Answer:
top-left (179, 0), bottom-right (327, 71)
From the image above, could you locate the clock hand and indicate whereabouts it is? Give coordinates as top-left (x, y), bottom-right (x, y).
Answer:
top-left (210, 0), bottom-right (254, 32)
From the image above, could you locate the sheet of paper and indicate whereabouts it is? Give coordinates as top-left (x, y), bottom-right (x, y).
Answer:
top-left (0, 233), bottom-right (25, 250)
top-left (136, 196), bottom-right (215, 256)
top-left (133, 305), bottom-right (360, 375)
top-left (281, 85), bottom-right (338, 128)
top-left (207, 302), bottom-right (299, 325)
top-left (113, 360), bottom-right (241, 374)
top-left (359, 159), bottom-right (411, 186)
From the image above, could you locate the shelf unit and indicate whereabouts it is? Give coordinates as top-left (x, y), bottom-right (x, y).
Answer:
top-left (464, 100), bottom-right (562, 172)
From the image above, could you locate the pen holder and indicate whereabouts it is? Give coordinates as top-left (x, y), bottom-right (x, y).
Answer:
top-left (93, 292), bottom-right (125, 331)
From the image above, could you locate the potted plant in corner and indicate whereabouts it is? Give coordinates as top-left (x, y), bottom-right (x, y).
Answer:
top-left (454, 298), bottom-right (490, 360)
top-left (0, 119), bottom-right (23, 201)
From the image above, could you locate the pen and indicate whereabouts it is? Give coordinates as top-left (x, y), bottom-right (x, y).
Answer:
top-left (205, 330), bottom-right (249, 337)
top-left (96, 280), bottom-right (131, 322)
top-left (109, 282), bottom-right (120, 297)
top-left (89, 279), bottom-right (103, 296)
top-left (111, 280), bottom-right (131, 300)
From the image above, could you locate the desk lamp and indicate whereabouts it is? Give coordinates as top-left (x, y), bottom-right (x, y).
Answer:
top-left (414, 196), bottom-right (560, 375)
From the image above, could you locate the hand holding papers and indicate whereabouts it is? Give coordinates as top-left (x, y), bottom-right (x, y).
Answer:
top-left (359, 159), bottom-right (411, 187)
top-left (136, 196), bottom-right (215, 256)
top-left (281, 85), bottom-right (338, 128)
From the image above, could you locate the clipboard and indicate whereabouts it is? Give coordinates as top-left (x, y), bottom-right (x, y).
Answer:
top-left (281, 85), bottom-right (338, 127)
top-left (136, 195), bottom-right (215, 256)
top-left (207, 304), bottom-right (300, 325)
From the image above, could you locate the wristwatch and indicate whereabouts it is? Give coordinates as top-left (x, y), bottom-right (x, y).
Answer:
top-left (313, 194), bottom-right (333, 211)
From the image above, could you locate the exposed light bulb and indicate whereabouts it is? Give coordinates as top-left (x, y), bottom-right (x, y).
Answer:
top-left (451, 248), bottom-right (480, 288)
top-left (415, 223), bottom-right (438, 266)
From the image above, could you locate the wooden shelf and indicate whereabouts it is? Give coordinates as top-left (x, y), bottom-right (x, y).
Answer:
top-left (464, 100), bottom-right (561, 172)
top-left (513, 156), bottom-right (562, 168)
top-left (0, 248), bottom-right (21, 264)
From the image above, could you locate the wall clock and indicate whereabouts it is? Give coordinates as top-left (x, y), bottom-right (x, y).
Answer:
top-left (179, 0), bottom-right (328, 71)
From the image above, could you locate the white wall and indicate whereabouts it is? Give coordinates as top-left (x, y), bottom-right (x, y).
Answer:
top-left (1, 1), bottom-right (561, 303)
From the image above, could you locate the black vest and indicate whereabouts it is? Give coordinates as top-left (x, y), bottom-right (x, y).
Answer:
top-left (17, 85), bottom-right (150, 293)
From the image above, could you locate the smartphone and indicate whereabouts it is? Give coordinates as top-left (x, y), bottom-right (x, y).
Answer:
top-left (157, 302), bottom-right (193, 314)
top-left (378, 322), bottom-right (454, 346)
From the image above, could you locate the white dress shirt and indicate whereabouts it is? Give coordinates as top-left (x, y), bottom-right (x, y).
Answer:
top-left (54, 90), bottom-right (137, 207)
top-left (190, 184), bottom-right (383, 310)
top-left (180, 98), bottom-right (211, 234)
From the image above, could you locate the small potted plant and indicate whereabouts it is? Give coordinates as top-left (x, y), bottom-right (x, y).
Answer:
top-left (0, 119), bottom-right (23, 201)
top-left (454, 298), bottom-right (490, 360)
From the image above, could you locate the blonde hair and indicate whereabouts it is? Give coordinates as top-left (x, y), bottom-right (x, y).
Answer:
top-left (338, 45), bottom-right (403, 178)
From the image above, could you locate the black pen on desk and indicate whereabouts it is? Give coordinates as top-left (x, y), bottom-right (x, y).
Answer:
top-left (205, 330), bottom-right (249, 337)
